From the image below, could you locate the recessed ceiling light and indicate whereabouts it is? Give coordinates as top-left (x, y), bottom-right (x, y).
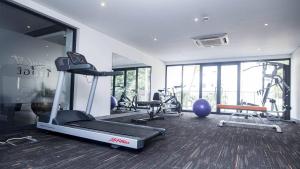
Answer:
top-left (45, 45), bottom-right (49, 48)
top-left (194, 17), bottom-right (199, 22)
top-left (100, 1), bottom-right (106, 7)
top-left (264, 23), bottom-right (269, 26)
top-left (153, 37), bottom-right (158, 41)
top-left (26, 25), bottom-right (31, 29)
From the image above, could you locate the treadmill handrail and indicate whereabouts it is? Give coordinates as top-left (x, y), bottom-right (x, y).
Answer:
top-left (69, 64), bottom-right (94, 70)
top-left (69, 69), bottom-right (123, 76)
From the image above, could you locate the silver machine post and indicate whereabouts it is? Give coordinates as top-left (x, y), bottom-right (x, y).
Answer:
top-left (86, 76), bottom-right (98, 114)
top-left (49, 71), bottom-right (65, 124)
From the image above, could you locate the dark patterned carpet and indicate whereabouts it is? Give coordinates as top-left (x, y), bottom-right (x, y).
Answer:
top-left (0, 113), bottom-right (299, 169)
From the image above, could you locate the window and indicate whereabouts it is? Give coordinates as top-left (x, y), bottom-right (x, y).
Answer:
top-left (113, 67), bottom-right (151, 101)
top-left (126, 69), bottom-right (137, 99)
top-left (166, 59), bottom-right (290, 114)
top-left (138, 67), bottom-right (151, 101)
top-left (220, 65), bottom-right (238, 105)
top-left (166, 66), bottom-right (182, 102)
top-left (182, 65), bottom-right (200, 110)
top-left (113, 72), bottom-right (125, 100)
top-left (201, 66), bottom-right (218, 112)
top-left (240, 62), bottom-right (263, 106)
top-left (241, 61), bottom-right (290, 112)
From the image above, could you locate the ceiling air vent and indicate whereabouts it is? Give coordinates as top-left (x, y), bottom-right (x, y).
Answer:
top-left (192, 33), bottom-right (229, 47)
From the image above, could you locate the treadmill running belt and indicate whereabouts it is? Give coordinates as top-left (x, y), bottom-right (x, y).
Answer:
top-left (65, 120), bottom-right (161, 139)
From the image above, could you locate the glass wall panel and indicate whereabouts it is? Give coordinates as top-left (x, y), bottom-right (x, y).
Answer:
top-left (263, 62), bottom-right (289, 112)
top-left (0, 2), bottom-right (74, 129)
top-left (182, 65), bottom-right (200, 110)
top-left (220, 65), bottom-right (238, 105)
top-left (166, 60), bottom-right (290, 114)
top-left (138, 67), bottom-right (151, 101)
top-left (113, 67), bottom-right (151, 102)
top-left (240, 62), bottom-right (263, 106)
top-left (240, 61), bottom-right (289, 112)
top-left (201, 66), bottom-right (218, 112)
top-left (166, 66), bottom-right (182, 102)
top-left (113, 72), bottom-right (125, 100)
top-left (126, 70), bottom-right (137, 100)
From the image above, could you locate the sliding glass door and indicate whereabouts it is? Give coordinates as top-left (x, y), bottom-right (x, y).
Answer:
top-left (201, 66), bottom-right (218, 112)
top-left (166, 66), bottom-right (182, 102)
top-left (200, 63), bottom-right (239, 113)
top-left (182, 65), bottom-right (200, 110)
top-left (167, 63), bottom-right (239, 112)
top-left (220, 65), bottom-right (238, 105)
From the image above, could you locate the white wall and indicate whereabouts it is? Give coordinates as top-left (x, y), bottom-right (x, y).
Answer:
top-left (291, 47), bottom-right (300, 120)
top-left (13, 0), bottom-right (165, 116)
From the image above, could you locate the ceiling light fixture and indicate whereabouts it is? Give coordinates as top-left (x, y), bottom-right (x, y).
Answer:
top-left (194, 17), bottom-right (199, 22)
top-left (153, 37), bottom-right (158, 41)
top-left (264, 23), bottom-right (269, 26)
top-left (100, 1), bottom-right (106, 7)
top-left (26, 25), bottom-right (31, 29)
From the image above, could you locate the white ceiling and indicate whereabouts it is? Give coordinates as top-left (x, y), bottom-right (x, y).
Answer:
top-left (32, 0), bottom-right (300, 63)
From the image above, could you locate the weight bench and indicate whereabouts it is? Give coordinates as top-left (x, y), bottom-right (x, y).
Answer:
top-left (131, 100), bottom-right (164, 124)
top-left (217, 104), bottom-right (282, 133)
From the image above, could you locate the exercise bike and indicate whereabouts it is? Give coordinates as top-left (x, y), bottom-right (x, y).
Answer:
top-left (116, 87), bottom-right (137, 112)
top-left (157, 86), bottom-right (182, 116)
top-left (131, 87), bottom-right (182, 124)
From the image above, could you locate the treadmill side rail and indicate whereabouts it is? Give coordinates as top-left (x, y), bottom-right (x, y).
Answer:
top-left (37, 122), bottom-right (144, 149)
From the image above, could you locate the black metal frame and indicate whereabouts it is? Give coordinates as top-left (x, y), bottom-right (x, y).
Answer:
top-left (112, 66), bottom-right (152, 101)
top-left (3, 1), bottom-right (77, 110)
top-left (69, 32), bottom-right (77, 110)
top-left (165, 58), bottom-right (291, 115)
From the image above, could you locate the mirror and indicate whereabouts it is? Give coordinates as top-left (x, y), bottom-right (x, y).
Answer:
top-left (111, 53), bottom-right (151, 113)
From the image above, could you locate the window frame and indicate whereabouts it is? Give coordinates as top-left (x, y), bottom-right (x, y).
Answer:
top-left (112, 66), bottom-right (152, 101)
top-left (165, 58), bottom-right (291, 114)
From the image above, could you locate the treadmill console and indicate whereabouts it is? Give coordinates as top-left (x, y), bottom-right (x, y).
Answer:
top-left (55, 52), bottom-right (122, 77)
top-left (67, 51), bottom-right (88, 64)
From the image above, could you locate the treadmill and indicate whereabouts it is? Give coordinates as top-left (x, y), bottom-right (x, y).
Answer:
top-left (36, 52), bottom-right (166, 149)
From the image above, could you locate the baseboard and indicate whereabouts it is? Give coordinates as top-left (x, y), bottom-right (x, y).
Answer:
top-left (290, 118), bottom-right (300, 123)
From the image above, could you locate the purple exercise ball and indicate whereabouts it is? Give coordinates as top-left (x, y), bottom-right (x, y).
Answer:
top-left (111, 96), bottom-right (117, 110)
top-left (192, 99), bottom-right (211, 117)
